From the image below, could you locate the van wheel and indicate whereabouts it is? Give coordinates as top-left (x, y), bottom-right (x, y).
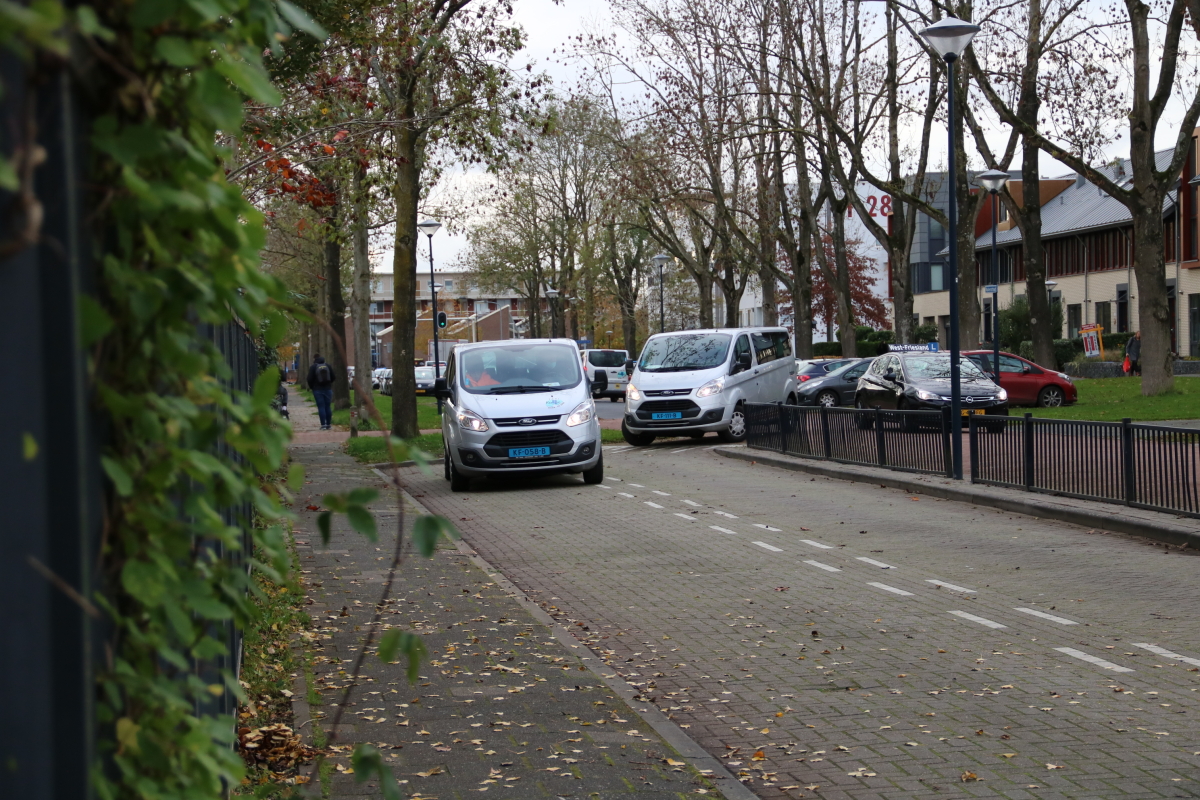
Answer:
top-left (621, 420), bottom-right (656, 446)
top-left (786, 393), bottom-right (798, 406)
top-left (443, 446), bottom-right (451, 481)
top-left (687, 431), bottom-right (706, 439)
top-left (718, 404), bottom-right (747, 443)
top-left (582, 452), bottom-right (604, 484)
top-left (447, 453), bottom-right (470, 492)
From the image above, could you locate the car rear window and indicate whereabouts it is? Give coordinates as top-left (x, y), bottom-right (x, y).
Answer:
top-left (588, 350), bottom-right (627, 367)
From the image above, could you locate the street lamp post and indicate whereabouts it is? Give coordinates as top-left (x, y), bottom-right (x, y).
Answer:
top-left (978, 169), bottom-right (1009, 382)
top-left (652, 254), bottom-right (670, 333)
top-left (417, 219), bottom-right (442, 407)
top-left (545, 288), bottom-right (560, 338)
top-left (920, 16), bottom-right (980, 481)
top-left (606, 330), bottom-right (613, 348)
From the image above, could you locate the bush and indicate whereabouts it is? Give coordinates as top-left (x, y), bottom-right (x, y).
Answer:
top-left (1018, 340), bottom-right (1034, 361)
top-left (812, 341), bottom-right (844, 357)
top-left (912, 324), bottom-right (938, 344)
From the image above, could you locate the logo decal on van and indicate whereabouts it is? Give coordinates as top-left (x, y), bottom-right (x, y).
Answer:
top-left (545, 397), bottom-right (564, 409)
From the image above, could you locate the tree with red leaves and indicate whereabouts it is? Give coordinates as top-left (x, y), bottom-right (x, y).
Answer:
top-left (778, 233), bottom-right (888, 342)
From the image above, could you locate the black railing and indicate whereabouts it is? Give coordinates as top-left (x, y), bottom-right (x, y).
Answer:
top-left (970, 414), bottom-right (1200, 518)
top-left (746, 403), bottom-right (953, 477)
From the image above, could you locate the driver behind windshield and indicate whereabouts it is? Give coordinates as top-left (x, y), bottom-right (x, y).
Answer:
top-left (463, 352), bottom-right (500, 388)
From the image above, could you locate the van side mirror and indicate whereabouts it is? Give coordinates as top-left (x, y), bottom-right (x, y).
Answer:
top-left (434, 377), bottom-right (448, 398)
top-left (624, 358), bottom-right (636, 375)
top-left (737, 351), bottom-right (752, 369)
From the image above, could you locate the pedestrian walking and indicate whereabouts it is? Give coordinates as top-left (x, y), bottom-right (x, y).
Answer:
top-left (307, 354), bottom-right (336, 430)
top-left (1125, 331), bottom-right (1141, 377)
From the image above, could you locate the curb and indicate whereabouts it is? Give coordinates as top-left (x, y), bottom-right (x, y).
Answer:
top-left (712, 445), bottom-right (1200, 550)
top-left (388, 471), bottom-right (758, 800)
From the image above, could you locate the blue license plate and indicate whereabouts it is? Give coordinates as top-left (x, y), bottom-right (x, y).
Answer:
top-left (652, 411), bottom-right (683, 420)
top-left (508, 446), bottom-right (551, 458)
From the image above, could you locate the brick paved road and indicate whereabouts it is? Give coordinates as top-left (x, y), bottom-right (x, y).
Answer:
top-left (403, 439), bottom-right (1200, 799)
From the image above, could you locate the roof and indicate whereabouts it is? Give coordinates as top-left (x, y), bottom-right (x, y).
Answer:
top-left (976, 149), bottom-right (1176, 249)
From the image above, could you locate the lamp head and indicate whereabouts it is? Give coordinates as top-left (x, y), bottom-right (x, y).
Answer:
top-left (936, 246), bottom-right (950, 259)
top-left (651, 253), bottom-right (671, 268)
top-left (417, 219), bottom-right (442, 237)
top-left (545, 288), bottom-right (560, 299)
top-left (919, 17), bottom-right (980, 61)
top-left (977, 169), bottom-right (1010, 194)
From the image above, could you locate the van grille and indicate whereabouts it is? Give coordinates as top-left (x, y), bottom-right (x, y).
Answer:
top-left (493, 415), bottom-right (561, 427)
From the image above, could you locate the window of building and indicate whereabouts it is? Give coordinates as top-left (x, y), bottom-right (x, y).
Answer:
top-left (1095, 301), bottom-right (1111, 333)
top-left (443, 279), bottom-right (454, 290)
top-left (1067, 303), bottom-right (1082, 339)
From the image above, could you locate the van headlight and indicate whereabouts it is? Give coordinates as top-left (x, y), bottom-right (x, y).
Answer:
top-left (627, 383), bottom-right (643, 402)
top-left (566, 400), bottom-right (594, 427)
top-left (456, 408), bottom-right (489, 432)
top-left (696, 376), bottom-right (724, 398)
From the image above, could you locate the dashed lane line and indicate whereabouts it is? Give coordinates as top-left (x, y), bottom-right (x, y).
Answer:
top-left (1055, 647), bottom-right (1135, 673)
top-left (927, 579), bottom-right (976, 594)
top-left (674, 513), bottom-right (697, 522)
top-left (752, 523), bottom-right (782, 532)
top-left (617, 492), bottom-right (635, 498)
top-left (670, 447), bottom-right (690, 453)
top-left (710, 526), bottom-right (738, 535)
top-left (606, 477), bottom-right (621, 482)
top-left (947, 610), bottom-right (1006, 629)
top-left (652, 490), bottom-right (671, 496)
top-left (1015, 607), bottom-right (1079, 625)
top-left (753, 541), bottom-right (784, 552)
top-left (803, 560), bottom-right (841, 573)
top-left (868, 582), bottom-right (913, 596)
top-left (628, 483), bottom-right (645, 488)
top-left (800, 540), bottom-right (832, 549)
top-left (856, 557), bottom-right (894, 569)
top-left (713, 510), bottom-right (738, 519)
top-left (644, 502), bottom-right (664, 509)
top-left (681, 499), bottom-right (702, 507)
top-left (594, 484), bottom-right (612, 489)
top-left (1130, 643), bottom-right (1200, 668)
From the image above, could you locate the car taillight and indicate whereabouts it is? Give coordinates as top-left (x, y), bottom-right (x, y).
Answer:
top-left (799, 375), bottom-right (813, 382)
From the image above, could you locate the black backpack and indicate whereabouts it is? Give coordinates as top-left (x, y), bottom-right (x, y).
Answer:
top-left (315, 363), bottom-right (332, 384)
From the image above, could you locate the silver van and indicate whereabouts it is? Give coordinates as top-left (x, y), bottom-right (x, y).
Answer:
top-left (621, 327), bottom-right (796, 446)
top-left (580, 348), bottom-right (630, 400)
top-left (436, 339), bottom-right (603, 491)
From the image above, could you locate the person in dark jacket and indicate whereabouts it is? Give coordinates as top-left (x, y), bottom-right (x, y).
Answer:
top-left (274, 380), bottom-right (289, 420)
top-left (307, 354), bottom-right (336, 429)
top-left (1125, 331), bottom-right (1141, 376)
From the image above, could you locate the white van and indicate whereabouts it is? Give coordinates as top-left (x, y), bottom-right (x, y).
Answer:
top-left (621, 327), bottom-right (797, 446)
top-left (436, 339), bottom-right (603, 491)
top-left (580, 348), bottom-right (630, 401)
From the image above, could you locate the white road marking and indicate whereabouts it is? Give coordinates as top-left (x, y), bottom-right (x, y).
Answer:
top-left (713, 510), bottom-right (738, 519)
top-left (606, 477), bottom-right (621, 482)
top-left (804, 560), bottom-right (841, 572)
top-left (800, 539), bottom-right (832, 549)
top-left (927, 579), bottom-right (976, 594)
top-left (594, 484), bottom-right (612, 489)
top-left (1131, 643), bottom-right (1200, 668)
top-left (857, 557), bottom-right (894, 569)
top-left (753, 523), bottom-right (782, 532)
top-left (617, 492), bottom-right (635, 498)
top-left (674, 513), bottom-right (697, 522)
top-left (710, 526), bottom-right (738, 535)
top-left (606, 447), bottom-right (631, 453)
top-left (753, 541), bottom-right (784, 552)
top-left (652, 490), bottom-right (671, 496)
top-left (644, 502), bottom-right (664, 509)
top-left (681, 499), bottom-right (702, 507)
top-left (947, 610), bottom-right (1006, 629)
top-left (628, 483), bottom-right (645, 488)
top-left (868, 582), bottom-right (913, 596)
top-left (1015, 607), bottom-right (1078, 625)
top-left (1055, 647), bottom-right (1134, 673)
top-left (671, 447), bottom-right (690, 453)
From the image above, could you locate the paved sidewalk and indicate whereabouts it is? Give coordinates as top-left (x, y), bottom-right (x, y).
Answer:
top-left (287, 388), bottom-right (439, 444)
top-left (287, 400), bottom-right (731, 797)
top-left (403, 440), bottom-right (1200, 799)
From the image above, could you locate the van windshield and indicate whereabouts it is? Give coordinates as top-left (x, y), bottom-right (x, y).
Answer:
top-left (588, 350), bottom-right (627, 367)
top-left (638, 333), bottom-right (731, 373)
top-left (459, 344), bottom-right (583, 394)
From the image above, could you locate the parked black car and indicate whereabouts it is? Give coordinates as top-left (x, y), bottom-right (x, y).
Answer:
top-left (796, 358), bottom-right (857, 384)
top-left (794, 358), bottom-right (873, 407)
top-left (855, 352), bottom-right (1008, 430)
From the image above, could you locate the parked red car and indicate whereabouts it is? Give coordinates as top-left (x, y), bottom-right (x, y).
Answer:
top-left (964, 350), bottom-right (1078, 407)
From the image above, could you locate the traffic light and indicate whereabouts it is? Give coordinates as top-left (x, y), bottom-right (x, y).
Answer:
top-left (436, 311), bottom-right (448, 329)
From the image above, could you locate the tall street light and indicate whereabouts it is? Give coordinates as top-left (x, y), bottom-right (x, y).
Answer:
top-left (652, 253), bottom-right (670, 333)
top-left (920, 16), bottom-right (980, 481)
top-left (417, 219), bottom-right (442, 408)
top-left (545, 287), bottom-right (560, 338)
top-left (978, 169), bottom-right (1009, 383)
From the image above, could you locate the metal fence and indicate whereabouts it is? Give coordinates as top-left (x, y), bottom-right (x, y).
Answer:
top-left (970, 414), bottom-right (1200, 518)
top-left (745, 403), bottom-right (953, 477)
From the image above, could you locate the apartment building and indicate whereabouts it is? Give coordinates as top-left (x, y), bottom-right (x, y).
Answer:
top-left (911, 133), bottom-right (1200, 357)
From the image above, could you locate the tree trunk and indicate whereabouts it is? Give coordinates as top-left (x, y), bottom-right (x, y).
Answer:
top-left (693, 269), bottom-right (715, 328)
top-left (351, 164), bottom-right (373, 434)
top-left (324, 209), bottom-right (351, 411)
top-left (1131, 212), bottom-right (1175, 394)
top-left (831, 210), bottom-right (857, 357)
top-left (298, 324), bottom-right (311, 390)
top-left (389, 127), bottom-right (421, 438)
